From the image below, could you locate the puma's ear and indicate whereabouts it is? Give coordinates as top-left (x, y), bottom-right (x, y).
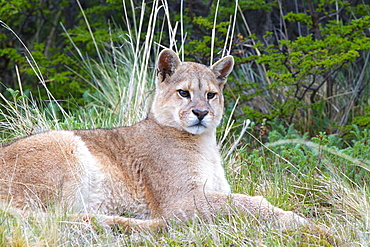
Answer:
top-left (211, 55), bottom-right (234, 82)
top-left (156, 49), bottom-right (181, 83)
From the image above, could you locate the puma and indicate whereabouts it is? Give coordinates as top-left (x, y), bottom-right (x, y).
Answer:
top-left (0, 49), bottom-right (307, 230)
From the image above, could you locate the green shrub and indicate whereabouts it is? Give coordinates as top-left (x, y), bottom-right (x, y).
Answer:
top-left (225, 0), bottom-right (370, 136)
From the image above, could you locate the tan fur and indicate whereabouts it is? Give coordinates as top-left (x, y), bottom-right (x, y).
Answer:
top-left (0, 49), bottom-right (307, 230)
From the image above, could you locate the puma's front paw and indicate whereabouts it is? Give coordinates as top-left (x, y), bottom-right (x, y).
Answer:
top-left (276, 211), bottom-right (308, 231)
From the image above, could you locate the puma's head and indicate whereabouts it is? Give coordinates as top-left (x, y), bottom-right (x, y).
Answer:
top-left (151, 49), bottom-right (234, 135)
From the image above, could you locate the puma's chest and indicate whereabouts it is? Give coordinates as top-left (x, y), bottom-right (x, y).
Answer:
top-left (193, 142), bottom-right (231, 194)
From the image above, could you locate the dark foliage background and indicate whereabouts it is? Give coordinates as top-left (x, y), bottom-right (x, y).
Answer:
top-left (1, 0), bottom-right (370, 138)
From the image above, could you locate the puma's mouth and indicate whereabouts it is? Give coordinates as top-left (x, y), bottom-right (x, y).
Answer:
top-left (193, 123), bottom-right (204, 127)
top-left (191, 120), bottom-right (206, 128)
top-left (183, 116), bottom-right (212, 134)
top-left (184, 120), bottom-right (207, 134)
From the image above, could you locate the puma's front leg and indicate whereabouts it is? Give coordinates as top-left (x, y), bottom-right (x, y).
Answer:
top-left (163, 192), bottom-right (307, 230)
top-left (229, 193), bottom-right (308, 230)
top-left (74, 213), bottom-right (167, 232)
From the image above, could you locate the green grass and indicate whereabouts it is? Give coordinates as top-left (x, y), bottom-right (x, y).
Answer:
top-left (1, 0), bottom-right (370, 246)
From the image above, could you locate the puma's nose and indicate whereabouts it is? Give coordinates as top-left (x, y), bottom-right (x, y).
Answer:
top-left (192, 109), bottom-right (209, 121)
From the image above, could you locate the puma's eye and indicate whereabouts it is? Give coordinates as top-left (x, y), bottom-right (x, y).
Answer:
top-left (207, 92), bottom-right (216, 100)
top-left (178, 90), bottom-right (190, 98)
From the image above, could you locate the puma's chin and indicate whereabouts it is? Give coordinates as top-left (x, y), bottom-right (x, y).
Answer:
top-left (184, 124), bottom-right (207, 135)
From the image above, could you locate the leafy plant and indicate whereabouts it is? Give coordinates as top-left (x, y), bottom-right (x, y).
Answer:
top-left (351, 106), bottom-right (370, 129)
top-left (227, 0), bottom-right (370, 135)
